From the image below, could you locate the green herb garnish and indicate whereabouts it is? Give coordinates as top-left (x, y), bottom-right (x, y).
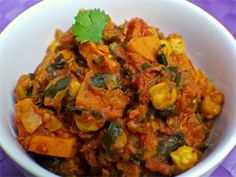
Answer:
top-left (72, 9), bottom-right (109, 43)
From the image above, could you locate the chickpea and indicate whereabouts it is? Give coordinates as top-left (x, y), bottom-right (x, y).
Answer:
top-left (160, 39), bottom-right (173, 57)
top-left (168, 34), bottom-right (185, 55)
top-left (170, 145), bottom-right (198, 171)
top-left (148, 82), bottom-right (177, 110)
top-left (200, 93), bottom-right (224, 119)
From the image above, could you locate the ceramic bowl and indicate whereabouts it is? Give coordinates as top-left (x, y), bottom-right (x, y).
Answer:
top-left (0, 0), bottom-right (236, 176)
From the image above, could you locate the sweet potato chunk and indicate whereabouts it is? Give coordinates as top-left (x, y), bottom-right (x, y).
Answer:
top-left (76, 72), bottom-right (129, 120)
top-left (29, 135), bottom-right (76, 158)
top-left (79, 42), bottom-right (120, 73)
top-left (126, 35), bottom-right (160, 61)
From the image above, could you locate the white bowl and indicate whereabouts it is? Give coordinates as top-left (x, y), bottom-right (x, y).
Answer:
top-left (0, 0), bottom-right (236, 176)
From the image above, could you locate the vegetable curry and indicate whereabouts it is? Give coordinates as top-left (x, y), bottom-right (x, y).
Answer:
top-left (14, 9), bottom-right (224, 176)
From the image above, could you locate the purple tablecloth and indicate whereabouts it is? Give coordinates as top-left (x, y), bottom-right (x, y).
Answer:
top-left (0, 0), bottom-right (235, 176)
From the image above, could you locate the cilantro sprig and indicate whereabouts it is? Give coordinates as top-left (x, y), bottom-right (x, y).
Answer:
top-left (72, 8), bottom-right (109, 43)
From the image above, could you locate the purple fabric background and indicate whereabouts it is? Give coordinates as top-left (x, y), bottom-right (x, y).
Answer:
top-left (0, 0), bottom-right (235, 177)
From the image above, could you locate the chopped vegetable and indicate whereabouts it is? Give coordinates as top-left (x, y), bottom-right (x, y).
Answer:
top-left (72, 9), bottom-right (109, 43)
top-left (158, 53), bottom-right (168, 66)
top-left (159, 39), bottom-right (173, 57)
top-left (66, 105), bottom-right (84, 115)
top-left (104, 122), bottom-right (122, 153)
top-left (45, 76), bottom-right (71, 97)
top-left (168, 66), bottom-right (182, 88)
top-left (158, 133), bottom-right (185, 157)
top-left (157, 105), bottom-right (176, 118)
top-left (91, 110), bottom-right (104, 119)
top-left (15, 98), bottom-right (43, 133)
top-left (90, 74), bottom-right (118, 89)
top-left (141, 63), bottom-right (151, 71)
top-left (126, 35), bottom-right (160, 61)
top-left (90, 74), bottom-right (106, 88)
top-left (29, 135), bottom-right (76, 158)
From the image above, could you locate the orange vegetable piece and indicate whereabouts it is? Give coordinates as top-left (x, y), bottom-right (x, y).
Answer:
top-left (15, 98), bottom-right (43, 133)
top-left (79, 42), bottom-right (120, 73)
top-left (126, 35), bottom-right (160, 61)
top-left (29, 135), bottom-right (76, 158)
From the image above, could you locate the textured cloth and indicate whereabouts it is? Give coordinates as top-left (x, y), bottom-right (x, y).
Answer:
top-left (0, 0), bottom-right (235, 176)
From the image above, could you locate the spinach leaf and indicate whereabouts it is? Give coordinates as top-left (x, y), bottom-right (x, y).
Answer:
top-left (141, 63), bottom-right (151, 71)
top-left (104, 122), bottom-right (121, 154)
top-left (129, 148), bottom-right (144, 165)
top-left (26, 86), bottom-right (33, 97)
top-left (129, 155), bottom-right (141, 165)
top-left (158, 133), bottom-right (185, 157)
top-left (157, 105), bottom-right (176, 118)
top-left (75, 55), bottom-right (88, 68)
top-left (91, 110), bottom-right (104, 119)
top-left (46, 65), bottom-right (57, 79)
top-left (46, 54), bottom-right (66, 79)
top-left (66, 105), bottom-right (84, 115)
top-left (158, 53), bottom-right (168, 66)
top-left (91, 74), bottom-right (106, 88)
top-left (28, 73), bottom-right (35, 80)
top-left (146, 103), bottom-right (155, 120)
top-left (91, 74), bottom-right (118, 89)
top-left (54, 54), bottom-right (66, 69)
top-left (75, 70), bottom-right (82, 77)
top-left (168, 66), bottom-right (182, 88)
top-left (44, 76), bottom-right (71, 98)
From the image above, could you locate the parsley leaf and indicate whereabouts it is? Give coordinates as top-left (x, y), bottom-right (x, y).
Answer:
top-left (72, 9), bottom-right (109, 43)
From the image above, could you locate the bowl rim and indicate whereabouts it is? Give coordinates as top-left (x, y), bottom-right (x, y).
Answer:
top-left (0, 0), bottom-right (235, 177)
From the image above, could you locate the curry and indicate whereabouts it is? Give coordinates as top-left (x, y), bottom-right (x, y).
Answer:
top-left (14, 9), bottom-right (224, 176)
